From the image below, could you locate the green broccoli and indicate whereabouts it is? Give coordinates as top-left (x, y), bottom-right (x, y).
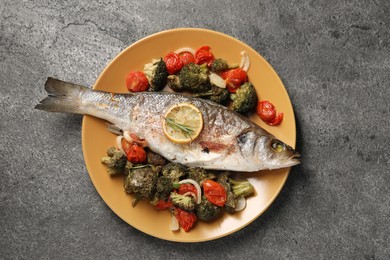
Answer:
top-left (210, 58), bottom-right (238, 73)
top-left (186, 167), bottom-right (216, 185)
top-left (195, 195), bottom-right (222, 221)
top-left (100, 147), bottom-right (128, 175)
top-left (230, 82), bottom-right (258, 114)
top-left (122, 161), bottom-right (134, 176)
top-left (170, 192), bottom-right (196, 212)
top-left (193, 85), bottom-right (230, 105)
top-left (124, 165), bottom-right (159, 207)
top-left (229, 178), bottom-right (254, 198)
top-left (217, 172), bottom-right (236, 213)
top-left (150, 176), bottom-right (173, 206)
top-left (143, 58), bottom-right (168, 91)
top-left (167, 75), bottom-right (184, 92)
top-left (161, 163), bottom-right (187, 182)
top-left (168, 63), bottom-right (211, 93)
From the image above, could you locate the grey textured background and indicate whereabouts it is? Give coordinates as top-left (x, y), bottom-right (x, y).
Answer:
top-left (1, 0), bottom-right (389, 259)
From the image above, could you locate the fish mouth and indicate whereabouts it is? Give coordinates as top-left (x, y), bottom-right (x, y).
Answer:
top-left (269, 138), bottom-right (301, 169)
top-left (286, 153), bottom-right (301, 167)
top-left (285, 146), bottom-right (301, 167)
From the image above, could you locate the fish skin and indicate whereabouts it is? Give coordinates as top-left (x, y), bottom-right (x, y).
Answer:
top-left (36, 78), bottom-right (300, 172)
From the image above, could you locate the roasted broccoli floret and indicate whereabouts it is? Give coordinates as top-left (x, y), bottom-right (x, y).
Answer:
top-left (170, 192), bottom-right (196, 212)
top-left (161, 163), bottom-right (187, 182)
top-left (186, 167), bottom-right (216, 185)
top-left (210, 58), bottom-right (238, 73)
top-left (217, 172), bottom-right (236, 213)
top-left (122, 161), bottom-right (134, 176)
top-left (124, 165), bottom-right (159, 206)
top-left (230, 82), bottom-right (258, 114)
top-left (143, 58), bottom-right (168, 91)
top-left (193, 85), bottom-right (230, 105)
top-left (146, 150), bottom-right (167, 166)
top-left (167, 75), bottom-right (184, 92)
top-left (100, 147), bottom-right (128, 175)
top-left (150, 176), bottom-right (173, 206)
top-left (195, 195), bottom-right (222, 221)
top-left (168, 63), bottom-right (211, 93)
top-left (229, 178), bottom-right (254, 198)
top-left (210, 58), bottom-right (229, 72)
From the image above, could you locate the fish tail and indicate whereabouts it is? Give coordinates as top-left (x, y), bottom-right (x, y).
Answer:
top-left (35, 77), bottom-right (89, 114)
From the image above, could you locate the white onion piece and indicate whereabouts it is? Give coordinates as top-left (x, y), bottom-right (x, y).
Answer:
top-left (116, 136), bottom-right (124, 153)
top-left (174, 47), bottom-right (196, 55)
top-left (170, 213), bottom-right (179, 231)
top-left (209, 72), bottom-right (226, 88)
top-left (123, 131), bottom-right (133, 143)
top-left (234, 196), bottom-right (247, 211)
top-left (178, 179), bottom-right (202, 204)
top-left (239, 51), bottom-right (246, 68)
top-left (239, 51), bottom-right (250, 72)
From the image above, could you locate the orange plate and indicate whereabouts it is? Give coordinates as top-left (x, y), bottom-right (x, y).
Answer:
top-left (81, 28), bottom-right (296, 242)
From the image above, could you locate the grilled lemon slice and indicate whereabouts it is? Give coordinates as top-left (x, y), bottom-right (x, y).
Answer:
top-left (162, 103), bottom-right (203, 144)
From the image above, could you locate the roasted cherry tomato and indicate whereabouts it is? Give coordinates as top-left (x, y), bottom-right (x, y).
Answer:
top-left (256, 100), bottom-right (283, 126)
top-left (267, 112), bottom-right (283, 126)
top-left (154, 200), bottom-right (172, 210)
top-left (163, 52), bottom-right (183, 75)
top-left (178, 184), bottom-right (198, 198)
top-left (256, 100), bottom-right (276, 122)
top-left (121, 138), bottom-right (147, 163)
top-left (178, 51), bottom-right (195, 66)
top-left (220, 68), bottom-right (248, 93)
top-left (202, 179), bottom-right (226, 207)
top-left (174, 208), bottom-right (197, 232)
top-left (194, 46), bottom-right (215, 66)
top-left (125, 71), bottom-right (149, 92)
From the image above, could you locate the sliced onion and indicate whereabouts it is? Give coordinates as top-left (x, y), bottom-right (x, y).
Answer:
top-left (116, 135), bottom-right (124, 153)
top-left (123, 131), bottom-right (134, 143)
top-left (174, 47), bottom-right (196, 55)
top-left (170, 213), bottom-right (179, 231)
top-left (209, 72), bottom-right (226, 88)
top-left (234, 196), bottom-right (246, 211)
top-left (239, 51), bottom-right (250, 72)
top-left (178, 179), bottom-right (202, 204)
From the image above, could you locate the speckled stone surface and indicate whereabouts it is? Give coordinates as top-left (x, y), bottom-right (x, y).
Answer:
top-left (1, 0), bottom-right (389, 259)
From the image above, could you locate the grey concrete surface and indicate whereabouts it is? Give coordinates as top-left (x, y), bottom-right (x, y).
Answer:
top-left (1, 0), bottom-right (389, 259)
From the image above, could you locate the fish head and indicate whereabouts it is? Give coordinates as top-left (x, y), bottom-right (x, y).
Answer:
top-left (237, 130), bottom-right (300, 170)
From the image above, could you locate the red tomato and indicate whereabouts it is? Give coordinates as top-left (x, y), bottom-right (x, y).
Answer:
top-left (163, 52), bottom-right (183, 75)
top-left (267, 112), bottom-right (283, 126)
top-left (178, 51), bottom-right (195, 66)
top-left (202, 180), bottom-right (226, 207)
top-left (125, 71), bottom-right (149, 92)
top-left (256, 100), bottom-right (283, 126)
top-left (220, 68), bottom-right (248, 93)
top-left (174, 208), bottom-right (197, 232)
top-left (121, 139), bottom-right (147, 163)
top-left (194, 46), bottom-right (215, 66)
top-left (154, 200), bottom-right (172, 210)
top-left (256, 100), bottom-right (276, 122)
top-left (178, 184), bottom-right (197, 198)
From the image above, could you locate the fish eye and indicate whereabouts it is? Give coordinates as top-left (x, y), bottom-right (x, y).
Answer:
top-left (271, 139), bottom-right (285, 152)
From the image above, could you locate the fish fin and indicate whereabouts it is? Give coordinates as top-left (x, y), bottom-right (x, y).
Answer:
top-left (35, 77), bottom-right (89, 114)
top-left (105, 123), bottom-right (123, 135)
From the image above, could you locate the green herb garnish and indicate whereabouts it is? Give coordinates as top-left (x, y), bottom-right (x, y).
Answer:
top-left (164, 117), bottom-right (194, 137)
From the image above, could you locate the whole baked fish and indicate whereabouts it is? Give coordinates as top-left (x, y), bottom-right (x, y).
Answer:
top-left (36, 78), bottom-right (300, 171)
